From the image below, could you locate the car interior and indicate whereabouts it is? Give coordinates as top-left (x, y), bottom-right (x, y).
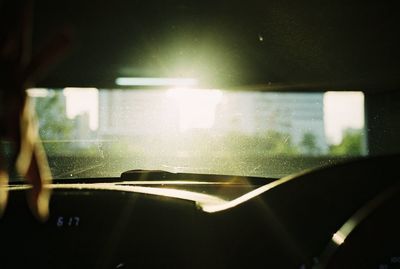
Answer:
top-left (1, 1), bottom-right (400, 268)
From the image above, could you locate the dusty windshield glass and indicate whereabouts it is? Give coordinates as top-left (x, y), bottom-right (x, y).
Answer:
top-left (21, 88), bottom-right (365, 179)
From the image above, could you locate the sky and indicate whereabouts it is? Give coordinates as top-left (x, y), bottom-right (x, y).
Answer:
top-left (323, 91), bottom-right (364, 144)
top-left (63, 88), bottom-right (99, 130)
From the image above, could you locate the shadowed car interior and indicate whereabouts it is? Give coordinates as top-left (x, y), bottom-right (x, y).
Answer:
top-left (1, 0), bottom-right (400, 268)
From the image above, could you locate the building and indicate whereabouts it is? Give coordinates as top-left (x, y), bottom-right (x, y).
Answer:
top-left (98, 90), bottom-right (179, 137)
top-left (98, 90), bottom-right (328, 153)
top-left (214, 92), bottom-right (328, 153)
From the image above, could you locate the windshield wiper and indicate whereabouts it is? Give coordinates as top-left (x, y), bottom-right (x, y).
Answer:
top-left (121, 169), bottom-right (275, 185)
top-left (48, 169), bottom-right (276, 185)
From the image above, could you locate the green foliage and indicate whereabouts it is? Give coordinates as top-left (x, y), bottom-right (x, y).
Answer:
top-left (259, 130), bottom-right (298, 155)
top-left (34, 92), bottom-right (74, 140)
top-left (33, 92), bottom-right (79, 156)
top-left (301, 132), bottom-right (321, 155)
top-left (211, 130), bottom-right (298, 156)
top-left (329, 129), bottom-right (364, 156)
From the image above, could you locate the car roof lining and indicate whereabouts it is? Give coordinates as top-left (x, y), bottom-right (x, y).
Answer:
top-left (28, 0), bottom-right (400, 92)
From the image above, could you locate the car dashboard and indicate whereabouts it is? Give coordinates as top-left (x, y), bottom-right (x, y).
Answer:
top-left (1, 155), bottom-right (400, 269)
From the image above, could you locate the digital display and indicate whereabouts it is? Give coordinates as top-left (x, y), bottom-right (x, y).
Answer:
top-left (378, 256), bottom-right (400, 269)
top-left (56, 216), bottom-right (80, 227)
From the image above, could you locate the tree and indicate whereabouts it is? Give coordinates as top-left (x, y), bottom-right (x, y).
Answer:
top-left (259, 130), bottom-right (298, 155)
top-left (330, 129), bottom-right (363, 156)
top-left (301, 132), bottom-right (320, 155)
top-left (33, 92), bottom-right (76, 156)
top-left (34, 92), bottom-right (74, 140)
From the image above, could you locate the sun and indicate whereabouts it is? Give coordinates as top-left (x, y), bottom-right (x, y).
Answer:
top-left (167, 88), bottom-right (223, 132)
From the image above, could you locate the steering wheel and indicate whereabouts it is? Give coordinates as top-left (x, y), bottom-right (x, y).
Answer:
top-left (247, 154), bottom-right (400, 268)
top-left (301, 155), bottom-right (400, 269)
top-left (314, 182), bottom-right (400, 269)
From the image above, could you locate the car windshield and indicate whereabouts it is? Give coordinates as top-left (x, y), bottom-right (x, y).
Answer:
top-left (11, 87), bottom-right (365, 180)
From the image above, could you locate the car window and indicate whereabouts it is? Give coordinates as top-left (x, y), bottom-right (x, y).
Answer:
top-left (22, 88), bottom-right (365, 179)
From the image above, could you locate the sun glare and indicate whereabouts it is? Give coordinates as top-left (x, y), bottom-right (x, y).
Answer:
top-left (167, 89), bottom-right (223, 131)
